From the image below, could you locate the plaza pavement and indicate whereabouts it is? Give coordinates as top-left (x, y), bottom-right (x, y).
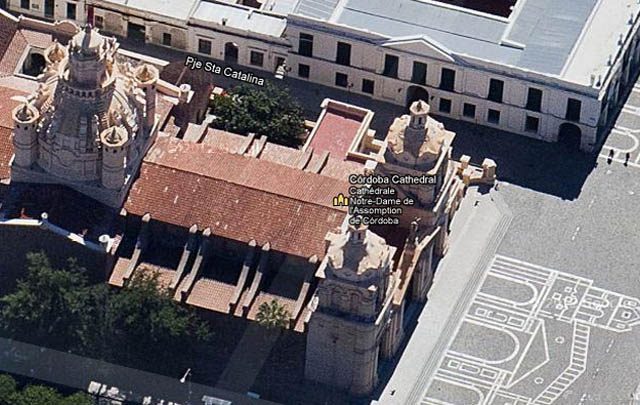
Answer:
top-left (372, 75), bottom-right (640, 404)
top-left (100, 38), bottom-right (640, 405)
top-left (370, 186), bottom-right (511, 405)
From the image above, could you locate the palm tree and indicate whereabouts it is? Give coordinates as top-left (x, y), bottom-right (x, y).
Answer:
top-left (256, 299), bottom-right (290, 330)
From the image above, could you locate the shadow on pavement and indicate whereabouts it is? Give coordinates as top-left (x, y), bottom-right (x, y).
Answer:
top-left (439, 117), bottom-right (597, 200)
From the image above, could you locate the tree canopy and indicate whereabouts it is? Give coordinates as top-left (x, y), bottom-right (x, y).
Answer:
top-left (209, 83), bottom-right (306, 147)
top-left (0, 375), bottom-right (94, 405)
top-left (256, 299), bottom-right (290, 330)
top-left (0, 252), bottom-right (211, 368)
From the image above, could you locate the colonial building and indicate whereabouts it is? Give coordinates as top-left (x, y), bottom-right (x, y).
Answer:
top-left (5, 0), bottom-right (640, 152)
top-left (0, 14), bottom-right (498, 398)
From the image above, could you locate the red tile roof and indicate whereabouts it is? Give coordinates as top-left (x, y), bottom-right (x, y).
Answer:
top-left (143, 137), bottom-right (348, 210)
top-left (308, 106), bottom-right (364, 158)
top-left (200, 127), bottom-right (365, 180)
top-left (0, 86), bottom-right (27, 180)
top-left (186, 278), bottom-right (236, 313)
top-left (0, 12), bottom-right (20, 77)
top-left (125, 138), bottom-right (348, 259)
top-left (0, 127), bottom-right (13, 180)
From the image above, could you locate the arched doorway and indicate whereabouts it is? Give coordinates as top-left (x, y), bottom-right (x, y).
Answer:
top-left (406, 86), bottom-right (430, 109)
top-left (558, 123), bottom-right (582, 150)
top-left (224, 42), bottom-right (239, 63)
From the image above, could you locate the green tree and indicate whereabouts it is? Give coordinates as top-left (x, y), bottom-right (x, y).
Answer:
top-left (106, 270), bottom-right (211, 364)
top-left (0, 252), bottom-right (90, 348)
top-left (8, 385), bottom-right (63, 405)
top-left (209, 83), bottom-right (306, 147)
top-left (60, 392), bottom-right (95, 405)
top-left (0, 374), bottom-right (17, 405)
top-left (0, 253), bottom-right (211, 369)
top-left (0, 375), bottom-right (95, 405)
top-left (256, 299), bottom-right (290, 330)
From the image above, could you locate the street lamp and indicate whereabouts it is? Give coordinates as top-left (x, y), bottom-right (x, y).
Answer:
top-left (180, 368), bottom-right (193, 404)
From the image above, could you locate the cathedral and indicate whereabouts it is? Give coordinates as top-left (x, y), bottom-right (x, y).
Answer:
top-left (0, 16), bottom-right (496, 398)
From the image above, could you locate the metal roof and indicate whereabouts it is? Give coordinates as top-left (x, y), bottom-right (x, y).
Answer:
top-left (505, 0), bottom-right (598, 74)
top-left (316, 0), bottom-right (601, 77)
top-left (295, 0), bottom-right (340, 20)
top-left (103, 0), bottom-right (199, 20)
top-left (192, 2), bottom-right (287, 37)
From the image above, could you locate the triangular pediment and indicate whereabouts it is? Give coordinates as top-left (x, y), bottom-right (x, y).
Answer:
top-left (381, 35), bottom-right (455, 63)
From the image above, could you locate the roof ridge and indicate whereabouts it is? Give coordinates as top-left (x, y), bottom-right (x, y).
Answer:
top-left (141, 160), bottom-right (347, 214)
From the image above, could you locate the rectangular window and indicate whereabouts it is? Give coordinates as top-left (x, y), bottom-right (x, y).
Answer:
top-left (336, 42), bottom-right (351, 66)
top-left (362, 79), bottom-right (375, 95)
top-left (335, 72), bottom-right (348, 88)
top-left (526, 88), bottom-right (542, 112)
top-left (525, 116), bottom-right (539, 133)
top-left (439, 98), bottom-right (452, 114)
top-left (487, 109), bottom-right (501, 124)
top-left (382, 54), bottom-right (399, 78)
top-left (488, 78), bottom-right (504, 103)
top-left (298, 64), bottom-right (310, 78)
top-left (198, 39), bottom-right (212, 55)
top-left (440, 68), bottom-right (455, 91)
top-left (95, 15), bottom-right (104, 29)
top-left (67, 2), bottom-right (77, 19)
top-left (299, 33), bottom-right (313, 57)
top-left (566, 98), bottom-right (582, 122)
top-left (21, 0), bottom-right (29, 9)
top-left (250, 51), bottom-right (264, 67)
top-left (411, 62), bottom-right (427, 85)
top-left (162, 33), bottom-right (172, 46)
top-left (463, 103), bottom-right (476, 118)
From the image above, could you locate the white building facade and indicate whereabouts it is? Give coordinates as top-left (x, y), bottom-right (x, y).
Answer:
top-left (7, 0), bottom-right (640, 152)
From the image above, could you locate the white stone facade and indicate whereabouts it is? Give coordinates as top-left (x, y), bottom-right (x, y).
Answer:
top-left (10, 26), bottom-right (159, 207)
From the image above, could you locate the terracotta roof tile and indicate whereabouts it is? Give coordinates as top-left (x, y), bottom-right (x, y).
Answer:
top-left (126, 138), bottom-right (348, 258)
top-left (0, 13), bottom-right (20, 77)
top-left (185, 278), bottom-right (236, 313)
top-left (19, 29), bottom-right (53, 49)
top-left (143, 137), bottom-right (348, 210)
top-left (0, 127), bottom-right (13, 180)
top-left (202, 128), bottom-right (365, 180)
top-left (0, 86), bottom-right (27, 129)
top-left (0, 31), bottom-right (27, 77)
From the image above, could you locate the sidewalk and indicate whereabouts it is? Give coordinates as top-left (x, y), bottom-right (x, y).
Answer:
top-left (371, 185), bottom-right (512, 405)
top-left (0, 337), bottom-right (279, 405)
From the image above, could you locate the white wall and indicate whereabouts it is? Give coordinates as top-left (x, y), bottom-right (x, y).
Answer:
top-left (286, 19), bottom-right (601, 151)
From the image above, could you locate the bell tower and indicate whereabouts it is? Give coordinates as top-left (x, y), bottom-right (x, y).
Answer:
top-left (305, 223), bottom-right (396, 396)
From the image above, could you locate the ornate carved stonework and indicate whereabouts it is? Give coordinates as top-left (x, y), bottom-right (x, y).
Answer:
top-left (11, 26), bottom-right (159, 207)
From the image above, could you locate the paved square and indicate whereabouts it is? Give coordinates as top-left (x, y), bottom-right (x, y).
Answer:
top-left (422, 255), bottom-right (640, 405)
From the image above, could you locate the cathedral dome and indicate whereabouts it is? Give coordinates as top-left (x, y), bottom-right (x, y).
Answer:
top-left (326, 223), bottom-right (392, 282)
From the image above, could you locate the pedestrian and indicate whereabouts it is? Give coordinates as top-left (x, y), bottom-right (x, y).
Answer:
top-left (626, 152), bottom-right (631, 166)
